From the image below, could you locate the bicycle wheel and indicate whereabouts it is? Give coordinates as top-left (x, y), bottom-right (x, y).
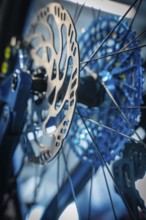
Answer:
top-left (0, 1), bottom-right (146, 220)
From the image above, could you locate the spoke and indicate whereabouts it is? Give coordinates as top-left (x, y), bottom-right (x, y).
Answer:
top-left (74, 0), bottom-right (87, 25)
top-left (92, 6), bottom-right (101, 27)
top-left (76, 106), bottom-right (137, 220)
top-left (62, 0), bottom-right (87, 68)
top-left (80, 0), bottom-right (139, 71)
top-left (100, 80), bottom-right (146, 147)
top-left (83, 117), bottom-right (141, 144)
top-left (121, 0), bottom-right (142, 44)
top-left (91, 6), bottom-right (101, 72)
top-left (80, 44), bottom-right (146, 65)
top-left (129, 0), bottom-right (142, 30)
top-left (56, 104), bottom-right (144, 143)
top-left (110, 0), bottom-right (142, 68)
top-left (122, 30), bottom-right (146, 50)
top-left (62, 148), bottom-right (81, 219)
top-left (111, 2), bottom-right (144, 71)
top-left (101, 166), bottom-right (118, 220)
top-left (61, 144), bottom-right (72, 186)
top-left (33, 164), bottom-right (48, 203)
top-left (73, 2), bottom-right (79, 23)
top-left (61, 31), bottom-right (146, 71)
top-left (56, 103), bottom-right (145, 144)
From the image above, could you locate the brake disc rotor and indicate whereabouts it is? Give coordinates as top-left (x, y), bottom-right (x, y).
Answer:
top-left (24, 3), bottom-right (79, 164)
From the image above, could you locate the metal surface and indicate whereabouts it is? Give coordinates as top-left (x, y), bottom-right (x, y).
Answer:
top-left (24, 3), bottom-right (79, 164)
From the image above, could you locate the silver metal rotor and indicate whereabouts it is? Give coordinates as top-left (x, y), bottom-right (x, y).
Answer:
top-left (24, 3), bottom-right (79, 164)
